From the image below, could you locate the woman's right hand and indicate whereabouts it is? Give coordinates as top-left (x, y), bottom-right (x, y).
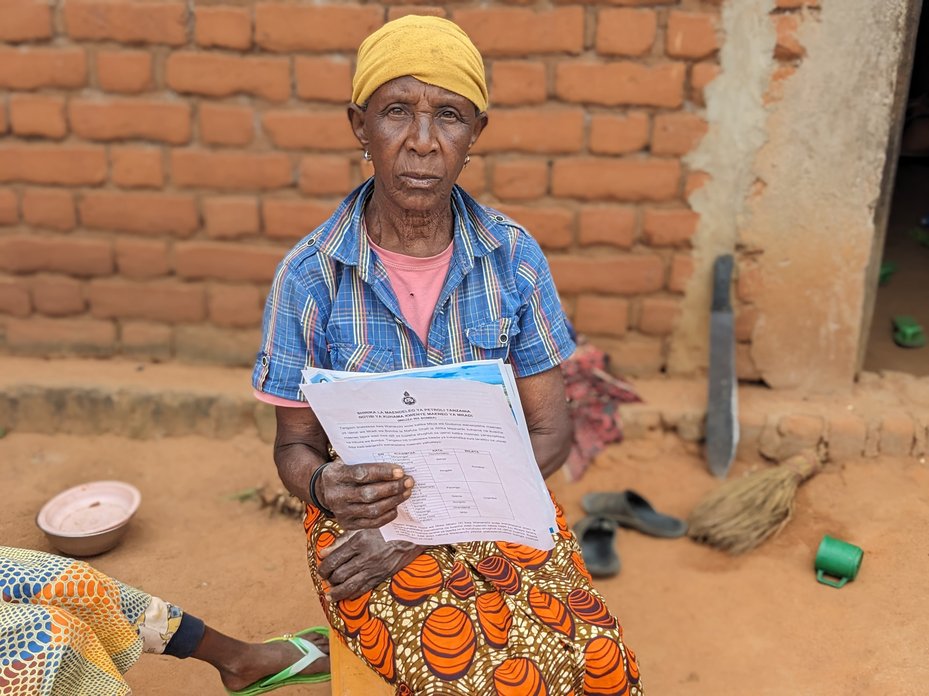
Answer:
top-left (317, 457), bottom-right (415, 529)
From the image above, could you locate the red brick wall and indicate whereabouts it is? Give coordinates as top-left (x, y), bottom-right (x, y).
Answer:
top-left (0, 0), bottom-right (730, 373)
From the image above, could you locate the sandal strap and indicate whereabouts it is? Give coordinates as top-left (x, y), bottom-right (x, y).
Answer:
top-left (257, 636), bottom-right (326, 688)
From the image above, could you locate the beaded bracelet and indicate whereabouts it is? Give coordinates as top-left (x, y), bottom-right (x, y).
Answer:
top-left (308, 461), bottom-right (335, 518)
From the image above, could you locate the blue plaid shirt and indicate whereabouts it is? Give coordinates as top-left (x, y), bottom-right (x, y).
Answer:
top-left (253, 179), bottom-right (575, 402)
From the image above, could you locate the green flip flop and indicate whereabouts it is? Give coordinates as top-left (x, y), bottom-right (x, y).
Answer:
top-left (226, 626), bottom-right (331, 695)
top-left (892, 315), bottom-right (926, 348)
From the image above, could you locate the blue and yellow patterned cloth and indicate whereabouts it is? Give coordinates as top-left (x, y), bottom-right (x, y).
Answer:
top-left (0, 547), bottom-right (182, 695)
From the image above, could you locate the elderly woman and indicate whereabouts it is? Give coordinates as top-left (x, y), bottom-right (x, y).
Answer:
top-left (253, 15), bottom-right (643, 695)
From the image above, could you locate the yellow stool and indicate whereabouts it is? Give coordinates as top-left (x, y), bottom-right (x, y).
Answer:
top-left (330, 637), bottom-right (394, 695)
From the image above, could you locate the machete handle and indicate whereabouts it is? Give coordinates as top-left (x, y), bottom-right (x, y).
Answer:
top-left (711, 254), bottom-right (734, 313)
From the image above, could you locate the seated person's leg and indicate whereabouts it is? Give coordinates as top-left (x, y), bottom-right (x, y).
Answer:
top-left (1, 547), bottom-right (329, 694)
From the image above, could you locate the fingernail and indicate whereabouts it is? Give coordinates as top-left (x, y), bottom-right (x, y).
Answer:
top-left (392, 468), bottom-right (403, 479)
top-left (404, 478), bottom-right (414, 489)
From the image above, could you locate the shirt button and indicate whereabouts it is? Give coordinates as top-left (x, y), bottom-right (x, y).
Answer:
top-left (499, 334), bottom-right (508, 344)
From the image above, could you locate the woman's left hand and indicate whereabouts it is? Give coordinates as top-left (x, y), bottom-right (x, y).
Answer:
top-left (317, 529), bottom-right (426, 602)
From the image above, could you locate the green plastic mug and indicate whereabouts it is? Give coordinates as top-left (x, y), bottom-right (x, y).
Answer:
top-left (814, 535), bottom-right (863, 588)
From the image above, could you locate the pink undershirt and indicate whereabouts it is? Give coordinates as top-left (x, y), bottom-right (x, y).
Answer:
top-left (254, 238), bottom-right (454, 408)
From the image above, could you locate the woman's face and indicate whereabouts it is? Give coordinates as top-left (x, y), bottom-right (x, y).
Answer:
top-left (350, 76), bottom-right (487, 213)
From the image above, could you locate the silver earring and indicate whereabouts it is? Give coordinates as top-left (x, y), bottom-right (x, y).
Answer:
top-left (464, 155), bottom-right (471, 167)
top-left (363, 150), bottom-right (372, 162)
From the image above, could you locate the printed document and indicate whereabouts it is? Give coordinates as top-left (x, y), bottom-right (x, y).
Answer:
top-left (300, 360), bottom-right (557, 550)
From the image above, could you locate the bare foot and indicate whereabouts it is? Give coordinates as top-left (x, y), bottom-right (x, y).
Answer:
top-left (219, 632), bottom-right (330, 692)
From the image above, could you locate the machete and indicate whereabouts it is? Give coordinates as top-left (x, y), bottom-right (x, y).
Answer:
top-left (705, 254), bottom-right (739, 478)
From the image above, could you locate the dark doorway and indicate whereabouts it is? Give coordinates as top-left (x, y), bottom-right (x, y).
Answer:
top-left (863, 8), bottom-right (929, 376)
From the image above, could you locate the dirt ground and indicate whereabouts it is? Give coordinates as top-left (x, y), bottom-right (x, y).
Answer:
top-left (3, 431), bottom-right (929, 696)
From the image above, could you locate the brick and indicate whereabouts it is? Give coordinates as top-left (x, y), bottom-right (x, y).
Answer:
top-left (9, 95), bottom-right (67, 139)
top-left (120, 321), bottom-right (173, 360)
top-left (489, 61), bottom-right (547, 106)
top-left (0, 102), bottom-right (7, 134)
top-left (0, 278), bottom-right (31, 317)
top-left (668, 254), bottom-right (692, 293)
top-left (456, 155), bottom-right (486, 195)
top-left (0, 189), bottom-right (18, 225)
top-left (0, 145), bottom-right (106, 185)
top-left (6, 317), bottom-right (116, 356)
top-left (22, 189), bottom-right (76, 231)
top-left (203, 197), bottom-right (260, 238)
top-left (574, 296), bottom-right (629, 337)
top-left (111, 146), bottom-right (164, 189)
top-left (600, 334), bottom-right (664, 377)
top-left (736, 263), bottom-right (762, 302)
top-left (0, 236), bottom-right (113, 276)
top-left (174, 324), bottom-right (260, 367)
top-left (685, 170), bottom-right (711, 199)
top-left (166, 52), bottom-right (290, 103)
top-left (825, 414), bottom-right (866, 460)
top-left (175, 241), bottom-right (284, 283)
top-left (578, 206), bottom-right (636, 248)
top-left (774, 13), bottom-right (804, 60)
top-left (734, 305), bottom-right (759, 342)
top-left (199, 104), bottom-right (255, 147)
top-left (551, 158), bottom-right (680, 201)
top-left (64, 0), bottom-right (187, 45)
top-left (263, 199), bottom-right (334, 239)
top-left (550, 255), bottom-right (663, 294)
top-left (69, 99), bottom-right (191, 145)
top-left (880, 413), bottom-right (915, 456)
top-left (452, 7), bottom-right (584, 56)
top-left (195, 6), bottom-right (252, 50)
top-left (642, 207), bottom-right (699, 247)
top-left (589, 112), bottom-right (650, 155)
top-left (0, 47), bottom-right (86, 90)
top-left (255, 4), bottom-right (381, 52)
top-left (115, 238), bottom-right (171, 279)
top-left (596, 9), bottom-right (657, 57)
top-left (492, 160), bottom-right (548, 200)
top-left (496, 204), bottom-right (573, 250)
top-left (776, 414), bottom-right (824, 459)
top-left (473, 108), bottom-right (584, 154)
top-left (765, 64), bottom-right (797, 106)
top-left (0, 0), bottom-right (53, 41)
top-left (638, 297), bottom-right (680, 335)
top-left (172, 150), bottom-right (292, 191)
top-left (31, 276), bottom-right (86, 316)
top-left (262, 110), bottom-right (359, 151)
top-left (96, 50), bottom-right (153, 94)
top-left (652, 113), bottom-right (708, 156)
top-left (666, 11), bottom-right (719, 60)
top-left (387, 6), bottom-right (446, 21)
top-left (89, 279), bottom-right (205, 322)
top-left (295, 57), bottom-right (353, 103)
top-left (555, 62), bottom-right (685, 108)
top-left (208, 284), bottom-right (263, 328)
top-left (690, 62), bottom-right (720, 106)
top-left (81, 192), bottom-right (198, 236)
top-left (298, 155), bottom-right (353, 196)
top-left (735, 342), bottom-right (760, 381)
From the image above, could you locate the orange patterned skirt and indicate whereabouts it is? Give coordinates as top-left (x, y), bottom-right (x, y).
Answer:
top-left (304, 494), bottom-right (644, 695)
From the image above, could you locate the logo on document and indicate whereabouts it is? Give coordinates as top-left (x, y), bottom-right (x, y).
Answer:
top-left (402, 391), bottom-right (416, 406)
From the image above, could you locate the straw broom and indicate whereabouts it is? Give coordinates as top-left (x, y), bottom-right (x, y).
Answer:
top-left (687, 448), bottom-right (826, 554)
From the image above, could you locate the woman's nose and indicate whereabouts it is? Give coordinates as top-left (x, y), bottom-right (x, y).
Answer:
top-left (406, 114), bottom-right (438, 155)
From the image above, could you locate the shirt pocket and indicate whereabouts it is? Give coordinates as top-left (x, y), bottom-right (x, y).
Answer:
top-left (328, 343), bottom-right (395, 373)
top-left (464, 317), bottom-right (520, 361)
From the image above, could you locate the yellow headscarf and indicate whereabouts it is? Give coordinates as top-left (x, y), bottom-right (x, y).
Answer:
top-left (352, 15), bottom-right (488, 113)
